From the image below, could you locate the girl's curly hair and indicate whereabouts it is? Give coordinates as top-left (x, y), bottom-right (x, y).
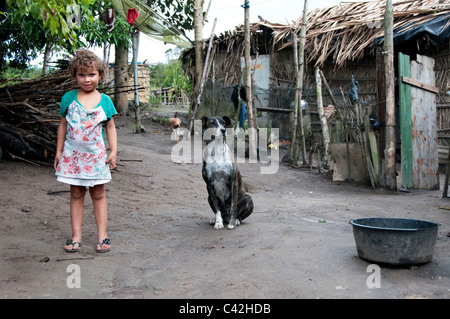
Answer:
top-left (69, 49), bottom-right (107, 81)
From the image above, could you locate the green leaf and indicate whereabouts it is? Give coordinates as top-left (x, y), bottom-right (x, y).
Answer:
top-left (59, 15), bottom-right (70, 35)
top-left (30, 3), bottom-right (41, 19)
top-left (49, 17), bottom-right (59, 36)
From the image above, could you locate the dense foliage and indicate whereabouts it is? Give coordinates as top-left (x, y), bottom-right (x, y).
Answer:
top-left (0, 0), bottom-right (195, 71)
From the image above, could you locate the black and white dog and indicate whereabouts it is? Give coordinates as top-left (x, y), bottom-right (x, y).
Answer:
top-left (202, 116), bottom-right (254, 229)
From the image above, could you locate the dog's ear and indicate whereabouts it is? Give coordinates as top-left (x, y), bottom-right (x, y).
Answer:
top-left (202, 116), bottom-right (208, 128)
top-left (222, 116), bottom-right (232, 127)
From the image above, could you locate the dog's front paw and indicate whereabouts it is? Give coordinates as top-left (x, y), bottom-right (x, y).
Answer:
top-left (227, 218), bottom-right (240, 229)
top-left (214, 221), bottom-right (224, 230)
top-left (227, 220), bottom-right (237, 229)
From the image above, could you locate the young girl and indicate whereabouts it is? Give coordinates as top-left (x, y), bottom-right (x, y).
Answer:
top-left (54, 49), bottom-right (117, 253)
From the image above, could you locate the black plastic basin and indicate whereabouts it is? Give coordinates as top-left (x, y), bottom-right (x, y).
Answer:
top-left (349, 218), bottom-right (439, 265)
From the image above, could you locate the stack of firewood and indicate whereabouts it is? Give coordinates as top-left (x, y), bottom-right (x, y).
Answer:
top-left (0, 70), bottom-right (110, 165)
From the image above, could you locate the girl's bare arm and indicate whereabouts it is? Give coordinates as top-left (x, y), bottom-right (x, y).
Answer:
top-left (54, 117), bottom-right (67, 170)
top-left (105, 117), bottom-right (118, 170)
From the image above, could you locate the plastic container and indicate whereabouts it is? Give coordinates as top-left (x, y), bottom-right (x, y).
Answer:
top-left (349, 217), bottom-right (439, 265)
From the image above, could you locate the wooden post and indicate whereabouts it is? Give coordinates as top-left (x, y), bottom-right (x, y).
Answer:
top-left (315, 67), bottom-right (331, 168)
top-left (244, 0), bottom-right (257, 160)
top-left (132, 28), bottom-right (141, 133)
top-left (291, 32), bottom-right (299, 164)
top-left (376, 47), bottom-right (386, 185)
top-left (384, 0), bottom-right (397, 190)
top-left (290, 0), bottom-right (308, 165)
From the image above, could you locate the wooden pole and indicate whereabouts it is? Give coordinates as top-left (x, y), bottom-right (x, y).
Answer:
top-left (132, 27), bottom-right (141, 133)
top-left (315, 67), bottom-right (331, 169)
top-left (291, 32), bottom-right (300, 164)
top-left (319, 70), bottom-right (345, 121)
top-left (290, 0), bottom-right (308, 165)
top-left (244, 0), bottom-right (257, 160)
top-left (384, 0), bottom-right (397, 190)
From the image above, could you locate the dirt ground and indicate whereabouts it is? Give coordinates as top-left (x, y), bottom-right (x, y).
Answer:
top-left (1, 114), bottom-right (449, 300)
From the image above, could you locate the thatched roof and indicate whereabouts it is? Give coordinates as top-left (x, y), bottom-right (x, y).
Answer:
top-left (273, 0), bottom-right (450, 67)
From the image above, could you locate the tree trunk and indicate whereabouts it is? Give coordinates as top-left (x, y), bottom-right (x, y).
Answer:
top-left (193, 0), bottom-right (204, 93)
top-left (384, 0), bottom-right (397, 190)
top-left (114, 44), bottom-right (129, 114)
top-left (42, 37), bottom-right (53, 76)
top-left (187, 0), bottom-right (205, 137)
top-left (188, 18), bottom-right (217, 137)
top-left (103, 43), bottom-right (111, 66)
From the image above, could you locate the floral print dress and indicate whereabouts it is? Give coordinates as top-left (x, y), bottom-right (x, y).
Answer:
top-left (55, 90), bottom-right (117, 186)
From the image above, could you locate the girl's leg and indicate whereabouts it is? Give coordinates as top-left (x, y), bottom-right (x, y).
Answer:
top-left (65, 185), bottom-right (86, 251)
top-left (89, 184), bottom-right (110, 251)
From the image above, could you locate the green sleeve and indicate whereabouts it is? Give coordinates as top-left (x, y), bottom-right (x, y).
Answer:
top-left (60, 90), bottom-right (77, 117)
top-left (101, 94), bottom-right (118, 121)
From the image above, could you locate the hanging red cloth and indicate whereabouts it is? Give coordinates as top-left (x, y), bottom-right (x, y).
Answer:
top-left (127, 8), bottom-right (139, 26)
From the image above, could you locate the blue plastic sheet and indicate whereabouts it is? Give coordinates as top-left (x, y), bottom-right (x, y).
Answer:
top-left (375, 13), bottom-right (450, 47)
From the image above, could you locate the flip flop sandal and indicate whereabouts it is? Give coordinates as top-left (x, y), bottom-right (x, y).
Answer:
top-left (65, 239), bottom-right (82, 253)
top-left (96, 238), bottom-right (111, 253)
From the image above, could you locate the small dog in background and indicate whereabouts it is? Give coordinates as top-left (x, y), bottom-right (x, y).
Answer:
top-left (202, 116), bottom-right (254, 229)
top-left (169, 112), bottom-right (181, 143)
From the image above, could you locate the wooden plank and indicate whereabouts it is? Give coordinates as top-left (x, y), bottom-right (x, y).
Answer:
top-left (438, 145), bottom-right (450, 163)
top-left (401, 75), bottom-right (439, 94)
top-left (256, 107), bottom-right (293, 113)
top-left (368, 130), bottom-right (380, 180)
top-left (398, 52), bottom-right (413, 188)
top-left (330, 143), bottom-right (369, 183)
top-left (410, 54), bottom-right (439, 190)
